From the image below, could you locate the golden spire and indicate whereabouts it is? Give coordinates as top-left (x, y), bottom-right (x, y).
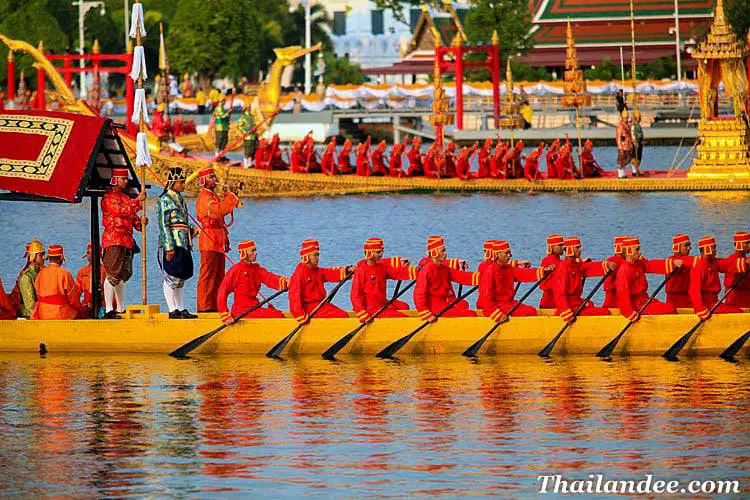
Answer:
top-left (37, 40), bottom-right (44, 54)
top-left (491, 30), bottom-right (498, 45)
top-left (452, 32), bottom-right (462, 47)
top-left (93, 39), bottom-right (100, 54)
top-left (691, 0), bottom-right (746, 59)
top-left (505, 58), bottom-right (513, 102)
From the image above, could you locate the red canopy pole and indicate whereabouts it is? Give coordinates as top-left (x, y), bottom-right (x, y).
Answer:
top-left (454, 44), bottom-right (464, 131)
top-left (36, 41), bottom-right (46, 110)
top-left (491, 33), bottom-right (500, 129)
top-left (7, 50), bottom-right (15, 103)
top-left (63, 55), bottom-right (73, 87)
top-left (125, 42), bottom-right (136, 135)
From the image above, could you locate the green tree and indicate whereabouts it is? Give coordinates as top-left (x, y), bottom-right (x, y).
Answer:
top-left (463, 0), bottom-right (533, 66)
top-left (644, 56), bottom-right (676, 80)
top-left (322, 54), bottom-right (365, 85)
top-left (0, 0), bottom-right (68, 87)
top-left (726, 0), bottom-right (750, 41)
top-left (584, 58), bottom-right (617, 80)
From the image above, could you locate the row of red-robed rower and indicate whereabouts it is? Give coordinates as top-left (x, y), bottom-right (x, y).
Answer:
top-left (249, 134), bottom-right (605, 181)
top-left (3, 231), bottom-right (748, 326)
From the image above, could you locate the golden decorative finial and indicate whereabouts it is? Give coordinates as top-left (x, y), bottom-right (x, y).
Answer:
top-left (715, 0), bottom-right (725, 24)
top-left (37, 40), bottom-right (44, 54)
top-left (566, 19), bottom-right (573, 42)
top-left (93, 39), bottom-right (100, 54)
top-left (421, 3), bottom-right (428, 12)
top-left (491, 30), bottom-right (498, 45)
top-left (452, 32), bottom-right (463, 47)
top-left (506, 58), bottom-right (512, 83)
top-left (7, 50), bottom-right (13, 62)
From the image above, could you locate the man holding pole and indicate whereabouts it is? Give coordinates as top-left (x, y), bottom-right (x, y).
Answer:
top-left (195, 167), bottom-right (240, 313)
top-left (237, 103), bottom-right (256, 168)
top-left (211, 95), bottom-right (231, 159)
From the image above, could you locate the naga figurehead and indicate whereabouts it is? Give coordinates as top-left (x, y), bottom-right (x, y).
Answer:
top-left (257, 42), bottom-right (322, 115)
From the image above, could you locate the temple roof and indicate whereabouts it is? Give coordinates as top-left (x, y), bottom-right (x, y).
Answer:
top-left (533, 18), bottom-right (708, 47)
top-left (405, 4), bottom-right (467, 58)
top-left (533, 0), bottom-right (715, 23)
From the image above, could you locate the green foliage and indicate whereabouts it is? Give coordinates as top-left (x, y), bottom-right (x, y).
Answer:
top-left (0, 0), bottom-right (68, 86)
top-left (511, 61), bottom-right (551, 81)
top-left (644, 56), bottom-right (677, 80)
top-left (464, 0), bottom-right (533, 65)
top-left (726, 0), bottom-right (750, 41)
top-left (322, 54), bottom-right (365, 85)
top-left (583, 58), bottom-right (617, 80)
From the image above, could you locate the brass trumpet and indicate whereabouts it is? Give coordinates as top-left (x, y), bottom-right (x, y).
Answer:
top-left (216, 180), bottom-right (245, 208)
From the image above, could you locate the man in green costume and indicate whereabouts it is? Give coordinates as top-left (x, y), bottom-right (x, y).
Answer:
top-left (237, 103), bottom-right (257, 168)
top-left (212, 94), bottom-right (231, 160)
top-left (18, 239), bottom-right (45, 318)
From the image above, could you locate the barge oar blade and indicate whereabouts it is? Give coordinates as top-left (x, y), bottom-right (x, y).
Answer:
top-left (719, 330), bottom-right (750, 362)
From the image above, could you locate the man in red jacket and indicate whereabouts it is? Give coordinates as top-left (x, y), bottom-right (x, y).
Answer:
top-left (477, 139), bottom-right (493, 178)
top-left (723, 231), bottom-right (750, 308)
top-left (218, 240), bottom-right (289, 323)
top-left (690, 236), bottom-right (744, 320)
top-left (539, 234), bottom-right (564, 308)
top-left (195, 167), bottom-right (241, 312)
top-left (478, 240), bottom-right (550, 322)
top-left (555, 236), bottom-right (614, 322)
top-left (524, 142), bottom-right (545, 181)
top-left (414, 236), bottom-right (479, 322)
top-left (388, 141), bottom-right (406, 177)
top-left (406, 137), bottom-right (424, 176)
top-left (289, 239), bottom-right (355, 323)
top-left (664, 233), bottom-right (695, 308)
top-left (350, 238), bottom-right (418, 322)
top-left (100, 168), bottom-right (147, 318)
top-left (615, 237), bottom-right (679, 322)
top-left (371, 140), bottom-right (389, 176)
top-left (601, 235), bottom-right (629, 308)
top-left (356, 136), bottom-right (372, 176)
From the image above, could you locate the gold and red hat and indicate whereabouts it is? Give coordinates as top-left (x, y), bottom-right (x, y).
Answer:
top-left (613, 235), bottom-right (629, 254)
top-left (110, 168), bottom-right (129, 185)
top-left (622, 237), bottom-right (641, 255)
top-left (427, 235), bottom-right (446, 257)
top-left (483, 239), bottom-right (499, 257)
top-left (546, 234), bottom-right (564, 254)
top-left (733, 232), bottom-right (750, 251)
top-left (671, 233), bottom-right (691, 252)
top-left (300, 239), bottom-right (320, 262)
top-left (238, 239), bottom-right (256, 259)
top-left (27, 239), bottom-right (45, 257)
top-left (364, 237), bottom-right (384, 257)
top-left (198, 167), bottom-right (215, 187)
top-left (495, 240), bottom-right (511, 253)
top-left (47, 244), bottom-right (65, 261)
top-left (698, 236), bottom-right (716, 255)
top-left (563, 236), bottom-right (581, 257)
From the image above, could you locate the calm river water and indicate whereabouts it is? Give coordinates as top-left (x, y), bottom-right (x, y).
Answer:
top-left (1, 146), bottom-right (749, 496)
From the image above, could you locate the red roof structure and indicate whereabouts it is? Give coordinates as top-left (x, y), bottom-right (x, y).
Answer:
top-left (522, 0), bottom-right (716, 67)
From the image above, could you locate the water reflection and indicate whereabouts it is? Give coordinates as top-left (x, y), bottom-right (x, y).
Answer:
top-left (0, 355), bottom-right (749, 496)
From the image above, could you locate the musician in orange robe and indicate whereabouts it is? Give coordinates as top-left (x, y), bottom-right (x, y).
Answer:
top-left (580, 139), bottom-right (604, 177)
top-left (414, 236), bottom-right (480, 321)
top-left (456, 143), bottom-right (478, 180)
top-left (689, 236), bottom-right (744, 320)
top-left (554, 237), bottom-right (614, 322)
top-left (350, 238), bottom-right (418, 322)
top-left (723, 231), bottom-right (750, 308)
top-left (545, 139), bottom-right (560, 179)
top-left (664, 233), bottom-right (695, 308)
top-left (477, 139), bottom-right (493, 178)
top-left (218, 240), bottom-right (289, 323)
top-left (288, 239), bottom-right (354, 323)
top-left (539, 234), bottom-right (564, 308)
top-left (32, 245), bottom-right (82, 320)
top-left (524, 142), bottom-right (545, 181)
top-left (356, 136), bottom-right (372, 176)
top-left (195, 167), bottom-right (241, 312)
top-left (406, 137), bottom-right (424, 176)
top-left (601, 236), bottom-right (629, 308)
top-left (388, 141), bottom-right (406, 177)
top-left (337, 139), bottom-right (353, 174)
top-left (616, 237), bottom-right (678, 321)
top-left (75, 243), bottom-right (107, 318)
top-left (478, 240), bottom-right (549, 322)
top-left (320, 138), bottom-right (337, 175)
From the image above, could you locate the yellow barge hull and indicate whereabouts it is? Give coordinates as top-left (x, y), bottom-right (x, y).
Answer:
top-left (1, 308), bottom-right (748, 357)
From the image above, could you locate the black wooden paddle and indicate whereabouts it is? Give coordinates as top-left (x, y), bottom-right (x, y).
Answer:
top-left (596, 267), bottom-right (679, 358)
top-left (463, 270), bottom-right (552, 358)
top-left (376, 285), bottom-right (478, 359)
top-left (266, 270), bottom-right (354, 359)
top-left (538, 270), bottom-right (612, 358)
top-left (663, 273), bottom-right (747, 361)
top-left (169, 288), bottom-right (288, 358)
top-left (720, 330), bottom-right (750, 362)
top-left (322, 280), bottom-right (416, 360)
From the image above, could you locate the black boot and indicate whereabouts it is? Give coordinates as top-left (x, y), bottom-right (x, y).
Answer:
top-left (103, 310), bottom-right (121, 319)
top-left (169, 310), bottom-right (182, 319)
top-left (181, 309), bottom-right (198, 319)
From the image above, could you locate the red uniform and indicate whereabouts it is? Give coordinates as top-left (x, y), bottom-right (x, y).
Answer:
top-left (406, 142), bottom-right (424, 176)
top-left (414, 260), bottom-right (479, 319)
top-left (555, 144), bottom-right (575, 180)
top-left (616, 259), bottom-right (676, 321)
top-left (723, 251), bottom-right (750, 307)
top-left (217, 261), bottom-right (288, 320)
top-left (539, 254), bottom-right (561, 308)
top-left (289, 141), bottom-right (306, 173)
top-left (356, 137), bottom-right (371, 176)
top-left (350, 257), bottom-right (417, 321)
top-left (477, 140), bottom-right (493, 178)
top-left (478, 261), bottom-right (542, 321)
top-left (321, 140), bottom-right (337, 175)
top-left (255, 139), bottom-right (269, 169)
top-left (491, 143), bottom-right (508, 179)
top-left (456, 144), bottom-right (477, 180)
top-left (150, 109), bottom-right (171, 140)
top-left (524, 143), bottom-right (544, 181)
top-left (443, 143), bottom-right (457, 177)
top-left (554, 258), bottom-right (611, 320)
top-left (665, 254), bottom-right (696, 307)
top-left (302, 137), bottom-right (321, 173)
top-left (689, 255), bottom-right (742, 320)
top-left (268, 134), bottom-right (288, 170)
top-left (0, 278), bottom-right (15, 320)
top-left (504, 142), bottom-right (523, 179)
top-left (289, 263), bottom-right (349, 322)
top-left (388, 144), bottom-right (405, 177)
top-left (337, 140), bottom-right (353, 174)
top-left (581, 141), bottom-right (603, 177)
top-left (100, 189), bottom-right (143, 250)
top-left (371, 141), bottom-right (389, 176)
top-left (602, 255), bottom-right (625, 308)
top-left (546, 140), bottom-right (560, 178)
